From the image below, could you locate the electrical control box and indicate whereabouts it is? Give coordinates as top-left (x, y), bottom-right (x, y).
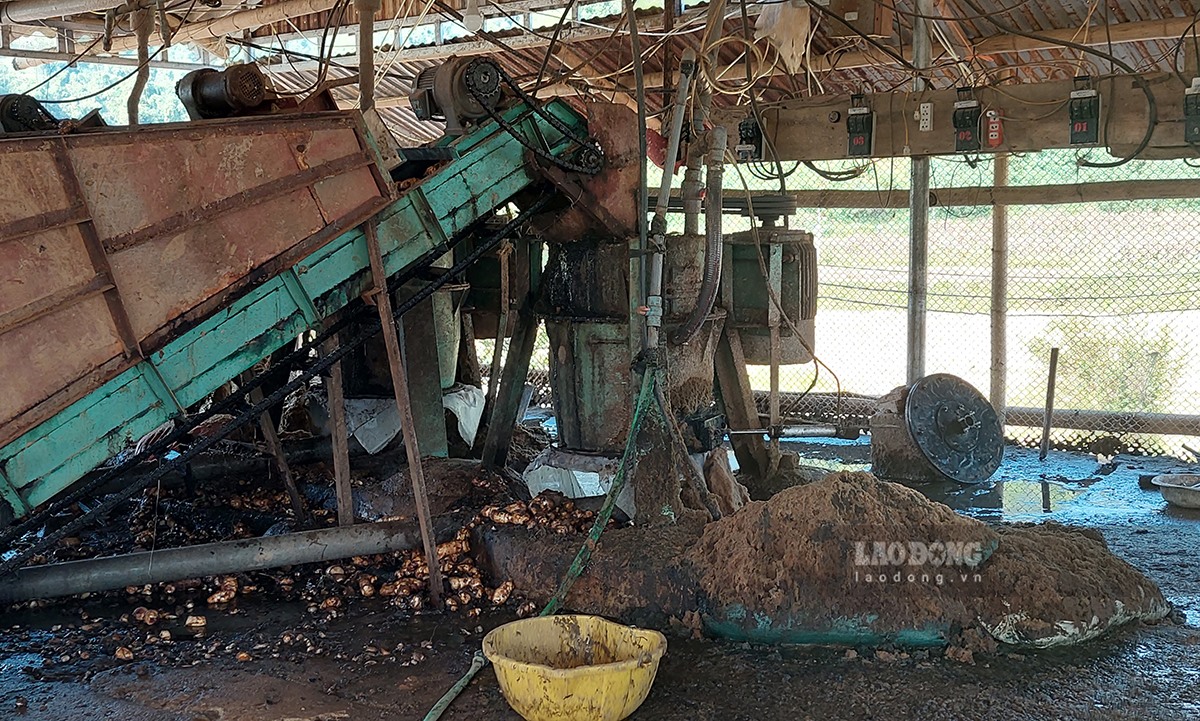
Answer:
top-left (812, 0), bottom-right (894, 39)
top-left (737, 115), bottom-right (763, 162)
top-left (1185, 79), bottom-right (1200, 147)
top-left (847, 95), bottom-right (873, 157)
top-left (1068, 77), bottom-right (1101, 146)
top-left (952, 88), bottom-right (981, 152)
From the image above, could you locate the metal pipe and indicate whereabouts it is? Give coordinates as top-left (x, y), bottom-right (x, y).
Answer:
top-left (1039, 346), bottom-right (1060, 461)
top-left (990, 154), bottom-right (1009, 424)
top-left (681, 143), bottom-right (704, 236)
top-left (355, 0), bottom-right (380, 111)
top-left (907, 0), bottom-right (934, 384)
top-left (0, 519), bottom-right (444, 604)
top-left (1, 0), bottom-right (123, 25)
top-left (646, 49), bottom-right (695, 350)
top-left (102, 0), bottom-right (338, 53)
top-left (672, 127), bottom-right (725, 346)
top-left (651, 49), bottom-right (695, 231)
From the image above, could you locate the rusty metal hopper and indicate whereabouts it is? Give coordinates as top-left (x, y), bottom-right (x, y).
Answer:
top-left (0, 113), bottom-right (389, 450)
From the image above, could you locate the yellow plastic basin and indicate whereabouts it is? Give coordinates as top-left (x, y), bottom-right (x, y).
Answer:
top-left (482, 614), bottom-right (667, 721)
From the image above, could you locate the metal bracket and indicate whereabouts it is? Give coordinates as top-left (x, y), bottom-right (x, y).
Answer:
top-left (0, 466), bottom-right (32, 516)
top-left (408, 189), bottom-right (450, 250)
top-left (138, 361), bottom-right (186, 417)
top-left (281, 268), bottom-right (320, 329)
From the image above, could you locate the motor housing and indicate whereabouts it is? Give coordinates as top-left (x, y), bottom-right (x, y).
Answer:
top-left (176, 64), bottom-right (269, 120)
top-left (409, 57), bottom-right (503, 136)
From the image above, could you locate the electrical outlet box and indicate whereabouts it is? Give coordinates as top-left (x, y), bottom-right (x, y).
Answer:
top-left (984, 109), bottom-right (1004, 148)
top-left (1185, 79), bottom-right (1200, 146)
top-left (953, 97), bottom-right (982, 152)
top-left (918, 102), bottom-right (934, 132)
top-left (1069, 81), bottom-right (1101, 146)
top-left (847, 98), bottom-right (874, 157)
top-left (737, 115), bottom-right (763, 162)
top-left (814, 0), bottom-right (894, 39)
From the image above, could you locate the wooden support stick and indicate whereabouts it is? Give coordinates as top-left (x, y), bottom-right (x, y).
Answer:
top-left (714, 327), bottom-right (769, 483)
top-left (323, 321), bottom-right (355, 527)
top-left (363, 220), bottom-right (443, 604)
top-left (480, 308), bottom-right (538, 471)
top-left (1039, 347), bottom-right (1060, 462)
top-left (248, 383), bottom-right (308, 525)
top-left (486, 242), bottom-right (512, 403)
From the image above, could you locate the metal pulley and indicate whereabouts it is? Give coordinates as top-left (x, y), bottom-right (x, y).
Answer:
top-left (0, 94), bottom-right (58, 133)
top-left (870, 373), bottom-right (1003, 484)
top-left (409, 57), bottom-right (503, 136)
top-left (905, 374), bottom-right (1004, 483)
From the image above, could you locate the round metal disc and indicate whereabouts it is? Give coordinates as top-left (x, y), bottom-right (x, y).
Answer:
top-left (904, 373), bottom-right (1003, 484)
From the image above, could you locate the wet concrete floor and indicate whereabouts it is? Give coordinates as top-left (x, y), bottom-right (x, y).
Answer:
top-left (2, 441), bottom-right (1199, 720)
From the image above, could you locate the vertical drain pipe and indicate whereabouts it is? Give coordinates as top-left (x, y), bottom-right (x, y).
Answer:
top-left (681, 142), bottom-right (704, 236)
top-left (647, 49), bottom-right (696, 350)
top-left (356, 0), bottom-right (380, 111)
top-left (672, 126), bottom-right (725, 345)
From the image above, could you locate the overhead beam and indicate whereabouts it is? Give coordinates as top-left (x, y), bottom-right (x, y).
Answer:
top-left (1, 47), bottom-right (209, 72)
top-left (717, 74), bottom-right (1196, 162)
top-left (261, 3), bottom-right (738, 75)
top-left (100, 0), bottom-right (338, 54)
top-left (636, 16), bottom-right (1200, 88)
top-left (780, 177), bottom-right (1200, 208)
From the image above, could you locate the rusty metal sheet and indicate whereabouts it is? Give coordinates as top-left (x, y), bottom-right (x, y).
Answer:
top-left (0, 113), bottom-right (388, 449)
top-left (0, 295), bottom-right (124, 432)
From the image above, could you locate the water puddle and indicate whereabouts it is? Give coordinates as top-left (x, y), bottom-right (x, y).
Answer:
top-left (923, 479), bottom-right (1090, 521)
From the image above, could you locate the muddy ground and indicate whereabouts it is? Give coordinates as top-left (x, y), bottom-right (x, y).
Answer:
top-left (2, 441), bottom-right (1199, 721)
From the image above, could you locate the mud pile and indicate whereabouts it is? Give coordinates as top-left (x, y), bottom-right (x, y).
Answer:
top-left (686, 472), bottom-right (1170, 649)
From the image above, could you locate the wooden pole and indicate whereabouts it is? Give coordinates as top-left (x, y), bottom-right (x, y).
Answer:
top-left (990, 154), bottom-right (1009, 425)
top-left (907, 0), bottom-right (934, 384)
top-left (363, 221), bottom-right (443, 604)
top-left (248, 384), bottom-right (308, 525)
top-left (323, 321), bottom-right (355, 527)
top-left (1039, 347), bottom-right (1060, 461)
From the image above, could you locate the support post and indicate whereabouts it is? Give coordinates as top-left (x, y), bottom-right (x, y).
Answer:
top-left (364, 221), bottom-right (442, 604)
top-left (990, 154), bottom-right (1009, 423)
top-left (1039, 347), bottom-right (1060, 461)
top-left (481, 241), bottom-right (542, 470)
top-left (907, 0), bottom-right (934, 384)
top-left (396, 283), bottom-right (449, 457)
top-left (714, 328), bottom-right (769, 481)
top-left (480, 309), bottom-right (539, 471)
top-left (486, 242), bottom-right (512, 402)
top-left (456, 313), bottom-right (483, 388)
top-left (323, 321), bottom-right (355, 526)
top-left (356, 0), bottom-right (380, 111)
top-left (247, 383), bottom-right (308, 525)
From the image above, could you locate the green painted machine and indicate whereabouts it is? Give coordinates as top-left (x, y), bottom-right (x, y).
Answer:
top-left (0, 76), bottom-right (592, 528)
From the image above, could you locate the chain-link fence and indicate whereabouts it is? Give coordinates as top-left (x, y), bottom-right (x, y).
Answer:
top-left (737, 151), bottom-right (1200, 457)
top-left (474, 151), bottom-right (1200, 457)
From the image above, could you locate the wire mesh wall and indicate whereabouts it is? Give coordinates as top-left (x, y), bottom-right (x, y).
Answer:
top-left (474, 151), bottom-right (1200, 457)
top-left (738, 151), bottom-right (1200, 457)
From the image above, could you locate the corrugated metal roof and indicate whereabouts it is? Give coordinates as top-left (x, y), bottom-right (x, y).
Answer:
top-left (251, 0), bottom-right (1200, 143)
